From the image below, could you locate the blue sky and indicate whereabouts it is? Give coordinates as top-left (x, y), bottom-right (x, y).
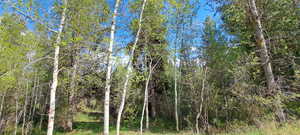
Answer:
top-left (113, 0), bottom-right (221, 50)
top-left (0, 0), bottom-right (219, 28)
top-left (0, 0), bottom-right (220, 51)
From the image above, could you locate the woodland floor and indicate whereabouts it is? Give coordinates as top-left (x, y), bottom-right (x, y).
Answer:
top-left (45, 111), bottom-right (300, 135)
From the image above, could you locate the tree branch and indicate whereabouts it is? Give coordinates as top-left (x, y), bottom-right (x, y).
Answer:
top-left (4, 0), bottom-right (58, 33)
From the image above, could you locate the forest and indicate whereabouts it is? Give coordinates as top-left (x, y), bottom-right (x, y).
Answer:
top-left (0, 0), bottom-right (300, 135)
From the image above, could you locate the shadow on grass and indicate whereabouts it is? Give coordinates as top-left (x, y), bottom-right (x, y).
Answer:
top-left (55, 112), bottom-right (179, 135)
top-left (74, 122), bottom-right (102, 133)
top-left (72, 121), bottom-right (115, 134)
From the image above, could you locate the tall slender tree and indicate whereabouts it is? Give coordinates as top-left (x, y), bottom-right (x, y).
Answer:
top-left (247, 0), bottom-right (285, 122)
top-left (116, 0), bottom-right (147, 134)
top-left (47, 0), bottom-right (68, 135)
top-left (104, 0), bottom-right (121, 134)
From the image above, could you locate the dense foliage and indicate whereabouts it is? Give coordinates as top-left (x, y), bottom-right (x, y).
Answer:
top-left (0, 0), bottom-right (299, 134)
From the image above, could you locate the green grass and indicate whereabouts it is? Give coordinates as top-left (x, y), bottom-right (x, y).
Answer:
top-left (217, 120), bottom-right (300, 135)
top-left (74, 112), bottom-right (100, 122)
top-left (32, 113), bottom-right (300, 135)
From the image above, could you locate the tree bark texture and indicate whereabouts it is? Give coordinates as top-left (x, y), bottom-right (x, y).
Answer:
top-left (104, 0), bottom-right (121, 134)
top-left (47, 0), bottom-right (67, 134)
top-left (248, 0), bottom-right (286, 123)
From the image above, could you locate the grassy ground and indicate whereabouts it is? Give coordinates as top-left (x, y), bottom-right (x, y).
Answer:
top-left (50, 112), bottom-right (300, 135)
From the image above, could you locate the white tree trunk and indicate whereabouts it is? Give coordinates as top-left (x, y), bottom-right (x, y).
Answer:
top-left (146, 97), bottom-right (149, 130)
top-left (140, 65), bottom-right (152, 135)
top-left (14, 96), bottom-right (18, 135)
top-left (174, 73), bottom-right (179, 131)
top-left (0, 92), bottom-right (6, 120)
top-left (116, 0), bottom-right (147, 134)
top-left (195, 112), bottom-right (201, 134)
top-left (195, 68), bottom-right (207, 134)
top-left (47, 40), bottom-right (60, 135)
top-left (28, 78), bottom-right (38, 135)
top-left (104, 0), bottom-right (121, 135)
top-left (31, 76), bottom-right (39, 123)
top-left (47, 0), bottom-right (67, 135)
top-left (140, 59), bottom-right (160, 134)
top-left (22, 81), bottom-right (29, 135)
top-left (174, 41), bottom-right (179, 132)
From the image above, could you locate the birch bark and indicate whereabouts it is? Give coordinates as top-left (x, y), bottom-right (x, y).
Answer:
top-left (115, 0), bottom-right (147, 134)
top-left (195, 67), bottom-right (207, 134)
top-left (140, 64), bottom-right (152, 135)
top-left (0, 92), bottom-right (6, 120)
top-left (140, 59), bottom-right (160, 134)
top-left (47, 0), bottom-right (67, 134)
top-left (14, 95), bottom-right (19, 135)
top-left (22, 82), bottom-right (28, 135)
top-left (174, 39), bottom-right (179, 132)
top-left (104, 0), bottom-right (121, 134)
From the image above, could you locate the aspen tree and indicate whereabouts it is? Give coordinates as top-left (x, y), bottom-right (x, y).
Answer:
top-left (47, 0), bottom-right (68, 134)
top-left (140, 58), bottom-right (161, 134)
top-left (116, 0), bottom-right (147, 134)
top-left (104, 0), bottom-right (121, 134)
